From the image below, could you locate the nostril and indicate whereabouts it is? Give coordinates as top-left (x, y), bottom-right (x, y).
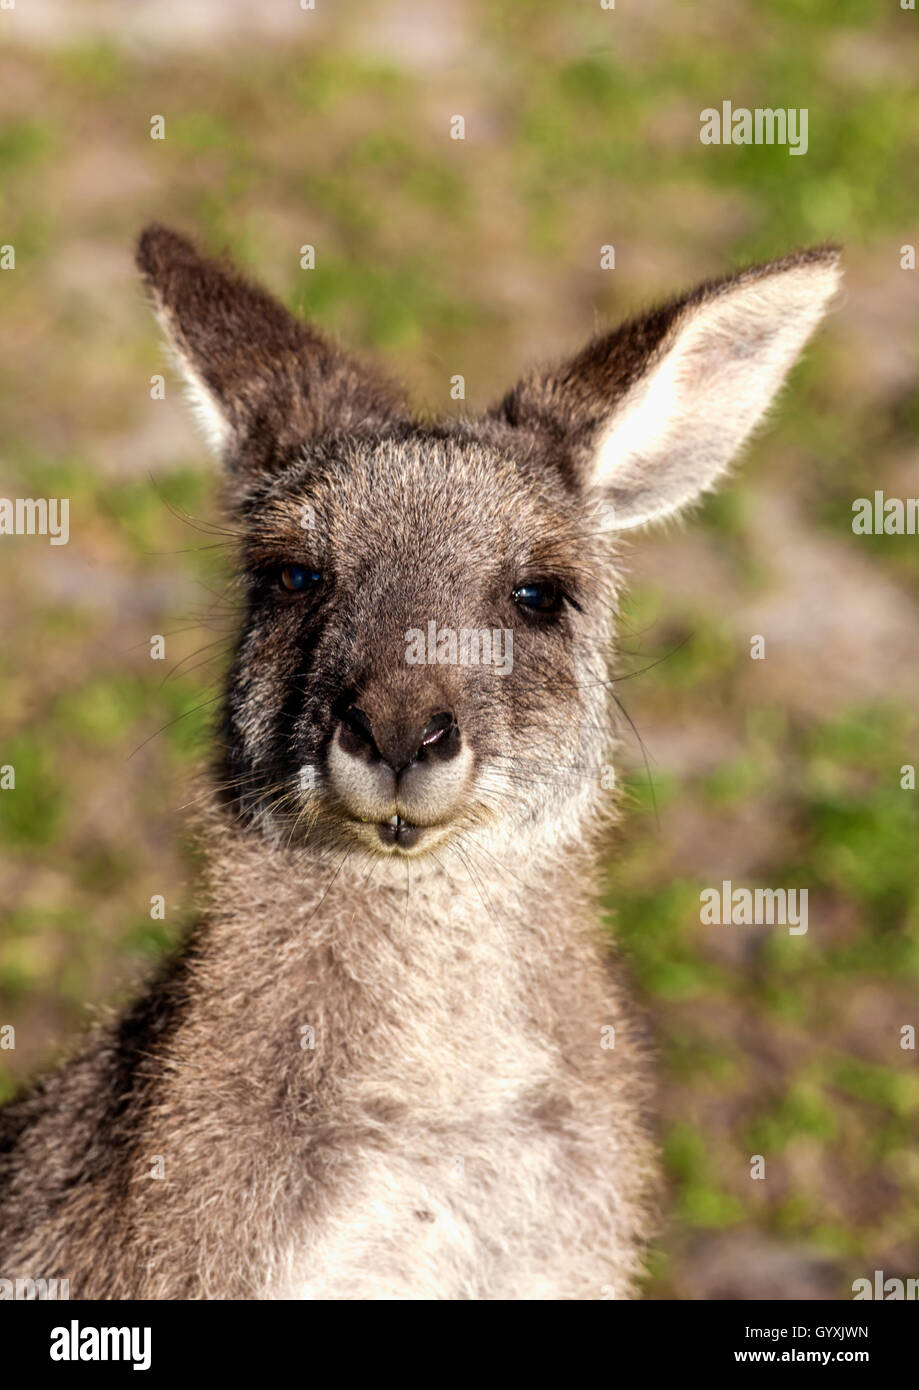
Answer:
top-left (420, 712), bottom-right (456, 750)
top-left (337, 705), bottom-right (458, 771)
top-left (342, 705), bottom-right (376, 748)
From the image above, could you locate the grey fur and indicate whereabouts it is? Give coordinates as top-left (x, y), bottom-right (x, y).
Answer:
top-left (0, 228), bottom-right (840, 1299)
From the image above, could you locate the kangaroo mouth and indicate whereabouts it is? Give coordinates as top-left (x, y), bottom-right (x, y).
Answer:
top-left (375, 814), bottom-right (423, 850)
top-left (339, 809), bottom-right (461, 856)
top-left (341, 811), bottom-right (439, 853)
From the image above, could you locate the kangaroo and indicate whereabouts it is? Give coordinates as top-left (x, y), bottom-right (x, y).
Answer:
top-left (0, 228), bottom-right (839, 1299)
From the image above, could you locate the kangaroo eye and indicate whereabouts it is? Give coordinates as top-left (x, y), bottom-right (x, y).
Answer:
top-left (513, 581), bottom-right (564, 615)
top-left (279, 564), bottom-right (322, 593)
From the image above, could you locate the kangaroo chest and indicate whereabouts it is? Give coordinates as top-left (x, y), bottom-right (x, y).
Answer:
top-left (270, 992), bottom-right (618, 1299)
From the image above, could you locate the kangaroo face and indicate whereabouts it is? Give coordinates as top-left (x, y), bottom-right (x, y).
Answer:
top-left (223, 430), bottom-right (611, 862)
top-left (138, 227), bottom-right (839, 868)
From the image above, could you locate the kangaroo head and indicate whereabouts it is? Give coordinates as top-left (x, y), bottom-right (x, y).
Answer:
top-left (137, 227), bottom-right (839, 875)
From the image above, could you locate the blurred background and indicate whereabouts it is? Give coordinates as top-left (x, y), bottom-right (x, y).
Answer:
top-left (1, 0), bottom-right (918, 1299)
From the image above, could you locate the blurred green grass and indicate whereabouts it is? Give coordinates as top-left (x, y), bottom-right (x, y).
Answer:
top-left (1, 0), bottom-right (917, 1299)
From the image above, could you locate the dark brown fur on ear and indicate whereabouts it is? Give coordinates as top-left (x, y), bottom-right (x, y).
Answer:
top-left (136, 224), bottom-right (405, 468)
top-left (489, 244), bottom-right (841, 491)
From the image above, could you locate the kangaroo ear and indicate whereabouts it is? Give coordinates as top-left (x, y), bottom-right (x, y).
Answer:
top-left (136, 225), bottom-right (405, 467)
top-left (492, 248), bottom-right (841, 530)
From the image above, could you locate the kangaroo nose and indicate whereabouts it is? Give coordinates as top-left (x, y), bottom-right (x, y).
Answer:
top-left (328, 698), bottom-right (472, 839)
top-left (341, 705), bottom-right (457, 772)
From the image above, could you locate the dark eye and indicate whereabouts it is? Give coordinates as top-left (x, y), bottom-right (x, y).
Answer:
top-left (279, 564), bottom-right (322, 593)
top-left (513, 580), bottom-right (565, 615)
